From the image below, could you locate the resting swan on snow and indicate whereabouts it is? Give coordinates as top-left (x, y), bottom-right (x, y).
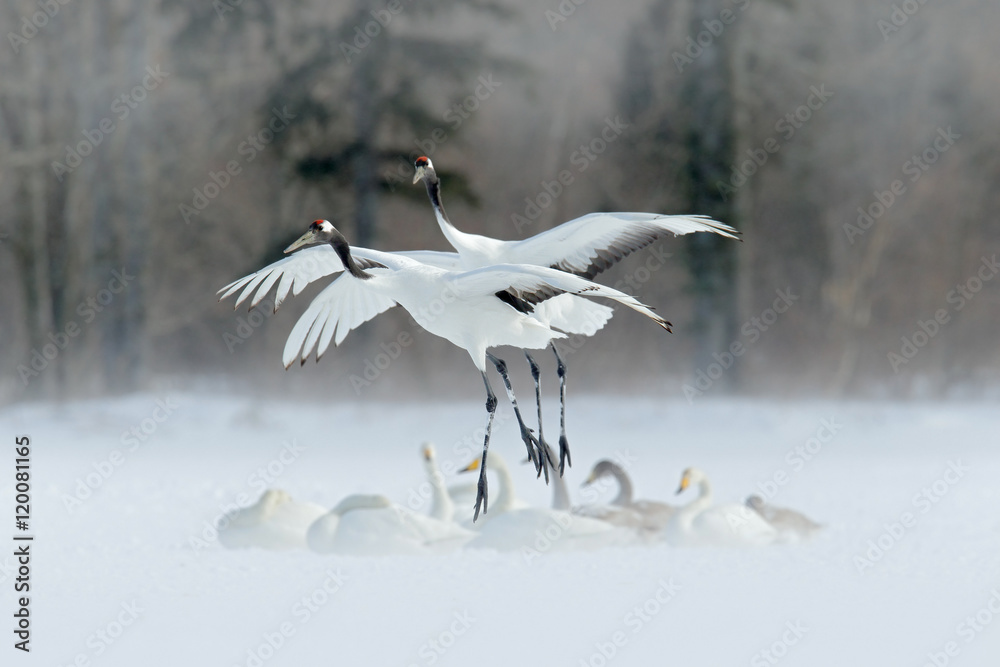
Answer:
top-left (306, 493), bottom-right (474, 556)
top-left (218, 489), bottom-right (327, 550)
top-left (460, 453), bottom-right (633, 552)
top-left (745, 495), bottom-right (823, 541)
top-left (579, 459), bottom-right (675, 534)
top-left (664, 468), bottom-right (776, 547)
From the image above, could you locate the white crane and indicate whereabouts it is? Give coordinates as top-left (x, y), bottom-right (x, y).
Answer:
top-left (412, 156), bottom-right (740, 474)
top-left (220, 220), bottom-right (670, 520)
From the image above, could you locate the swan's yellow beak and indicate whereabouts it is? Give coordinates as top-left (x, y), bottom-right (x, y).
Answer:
top-left (412, 165), bottom-right (426, 184)
top-left (583, 470), bottom-right (597, 486)
top-left (676, 473), bottom-right (690, 495)
top-left (422, 446), bottom-right (433, 461)
top-left (461, 458), bottom-right (481, 473)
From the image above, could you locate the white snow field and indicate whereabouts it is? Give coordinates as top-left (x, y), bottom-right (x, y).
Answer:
top-left (1, 393), bottom-right (998, 666)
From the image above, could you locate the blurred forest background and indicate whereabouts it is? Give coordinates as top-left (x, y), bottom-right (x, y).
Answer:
top-left (1, 0), bottom-right (998, 404)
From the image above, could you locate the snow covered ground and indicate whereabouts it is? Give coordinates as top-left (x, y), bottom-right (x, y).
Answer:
top-left (1, 392), bottom-right (998, 666)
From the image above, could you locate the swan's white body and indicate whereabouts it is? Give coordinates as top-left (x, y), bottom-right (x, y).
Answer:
top-left (306, 494), bottom-right (474, 556)
top-left (218, 489), bottom-right (327, 550)
top-left (665, 468), bottom-right (776, 547)
top-left (460, 453), bottom-right (632, 552)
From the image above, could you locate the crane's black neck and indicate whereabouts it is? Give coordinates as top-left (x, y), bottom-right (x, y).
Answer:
top-left (422, 172), bottom-right (452, 226)
top-left (330, 232), bottom-right (372, 280)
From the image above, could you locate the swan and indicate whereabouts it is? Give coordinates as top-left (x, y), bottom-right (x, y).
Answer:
top-left (459, 454), bottom-right (632, 552)
top-left (664, 468), bottom-right (776, 547)
top-left (306, 494), bottom-right (474, 556)
top-left (217, 489), bottom-right (327, 550)
top-left (421, 443), bottom-right (454, 523)
top-left (745, 495), bottom-right (823, 542)
top-left (221, 220), bottom-right (671, 519)
top-left (413, 156), bottom-right (740, 472)
top-left (580, 459), bottom-right (675, 533)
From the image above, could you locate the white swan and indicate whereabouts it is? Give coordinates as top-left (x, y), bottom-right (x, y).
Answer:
top-left (218, 489), bottom-right (327, 550)
top-left (745, 495), bottom-right (823, 542)
top-left (579, 459), bottom-right (675, 534)
top-left (664, 468), bottom-right (776, 547)
top-left (306, 494), bottom-right (473, 556)
top-left (459, 454), bottom-right (633, 552)
top-left (421, 443), bottom-right (455, 523)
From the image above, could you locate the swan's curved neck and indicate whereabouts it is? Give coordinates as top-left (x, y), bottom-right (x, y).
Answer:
top-left (491, 456), bottom-right (517, 513)
top-left (551, 463), bottom-right (571, 511)
top-left (330, 233), bottom-right (371, 280)
top-left (426, 461), bottom-right (454, 522)
top-left (422, 175), bottom-right (476, 254)
top-left (609, 465), bottom-right (634, 506)
top-left (677, 479), bottom-right (713, 528)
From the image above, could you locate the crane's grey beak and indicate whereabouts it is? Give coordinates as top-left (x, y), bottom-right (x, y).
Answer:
top-left (284, 229), bottom-right (319, 254)
top-left (412, 166), bottom-right (426, 184)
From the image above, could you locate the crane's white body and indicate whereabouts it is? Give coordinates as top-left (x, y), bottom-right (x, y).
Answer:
top-left (414, 157), bottom-right (738, 336)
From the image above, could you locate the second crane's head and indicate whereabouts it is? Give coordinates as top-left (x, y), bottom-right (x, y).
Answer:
top-left (284, 219), bottom-right (342, 254)
top-left (412, 156), bottom-right (438, 185)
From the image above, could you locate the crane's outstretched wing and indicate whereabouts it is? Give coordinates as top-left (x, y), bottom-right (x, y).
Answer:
top-left (282, 271), bottom-right (398, 368)
top-left (501, 212), bottom-right (739, 280)
top-left (449, 264), bottom-right (672, 332)
top-left (218, 246), bottom-right (460, 312)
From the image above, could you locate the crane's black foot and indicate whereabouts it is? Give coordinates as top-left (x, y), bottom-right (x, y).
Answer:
top-left (518, 424), bottom-right (543, 476)
top-left (558, 434), bottom-right (572, 476)
top-left (537, 437), bottom-right (557, 483)
top-left (473, 457), bottom-right (489, 522)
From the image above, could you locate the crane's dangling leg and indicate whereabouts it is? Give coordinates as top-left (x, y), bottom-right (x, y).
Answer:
top-left (524, 351), bottom-right (554, 472)
top-left (486, 353), bottom-right (551, 481)
top-left (474, 371), bottom-right (499, 521)
top-left (552, 344), bottom-right (571, 475)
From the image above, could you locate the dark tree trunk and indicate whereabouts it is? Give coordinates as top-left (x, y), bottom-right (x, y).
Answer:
top-left (679, 0), bottom-right (740, 388)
